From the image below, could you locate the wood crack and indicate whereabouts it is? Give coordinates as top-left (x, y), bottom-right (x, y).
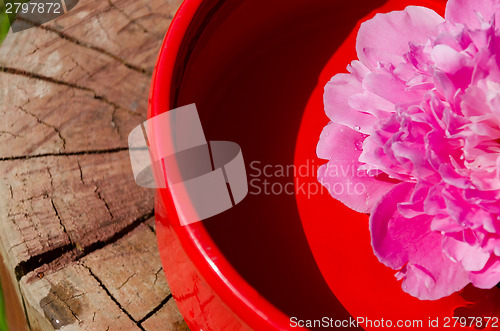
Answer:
top-left (47, 168), bottom-right (54, 188)
top-left (3, 66), bottom-right (91, 92)
top-left (153, 268), bottom-right (162, 286)
top-left (21, 193), bottom-right (49, 203)
top-left (50, 197), bottom-right (74, 247)
top-left (0, 147), bottom-right (129, 162)
top-left (69, 56), bottom-right (92, 79)
top-left (0, 130), bottom-right (23, 138)
top-left (14, 244), bottom-right (74, 281)
top-left (146, 219), bottom-right (155, 234)
top-left (18, 106), bottom-right (66, 150)
top-left (40, 289), bottom-right (83, 323)
top-left (66, 302), bottom-right (82, 323)
top-left (107, 0), bottom-right (157, 37)
top-left (75, 209), bottom-right (154, 262)
top-left (76, 159), bottom-right (84, 184)
top-left (137, 294), bottom-right (171, 326)
top-left (13, 209), bottom-right (154, 281)
top-left (117, 272), bottom-right (135, 290)
top-left (8, 239), bottom-right (30, 254)
top-left (96, 189), bottom-right (114, 219)
top-left (16, 17), bottom-right (153, 76)
top-left (1, 66), bottom-right (141, 117)
top-left (82, 263), bottom-right (144, 330)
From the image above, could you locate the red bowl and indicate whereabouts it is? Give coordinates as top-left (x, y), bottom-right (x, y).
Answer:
top-left (150, 0), bottom-right (500, 330)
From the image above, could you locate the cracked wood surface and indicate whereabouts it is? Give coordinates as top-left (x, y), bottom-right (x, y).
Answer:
top-left (0, 0), bottom-right (186, 329)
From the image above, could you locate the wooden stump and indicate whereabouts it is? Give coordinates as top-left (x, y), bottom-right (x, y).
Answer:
top-left (0, 0), bottom-right (188, 329)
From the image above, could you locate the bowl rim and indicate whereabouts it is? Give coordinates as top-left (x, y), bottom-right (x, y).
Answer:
top-left (148, 1), bottom-right (297, 329)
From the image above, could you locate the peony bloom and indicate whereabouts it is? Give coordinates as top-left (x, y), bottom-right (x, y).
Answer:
top-left (317, 0), bottom-right (500, 300)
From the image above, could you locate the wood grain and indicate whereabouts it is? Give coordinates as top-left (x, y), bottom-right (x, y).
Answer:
top-left (81, 223), bottom-right (170, 322)
top-left (0, 0), bottom-right (187, 329)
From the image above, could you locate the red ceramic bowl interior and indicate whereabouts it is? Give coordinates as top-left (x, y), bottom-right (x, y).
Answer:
top-left (150, 0), bottom-right (500, 330)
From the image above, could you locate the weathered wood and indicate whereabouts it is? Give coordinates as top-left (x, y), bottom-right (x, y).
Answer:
top-left (20, 220), bottom-right (180, 330)
top-left (142, 300), bottom-right (190, 331)
top-left (23, 264), bottom-right (141, 331)
top-left (0, 0), bottom-right (186, 329)
top-left (0, 151), bottom-right (155, 279)
top-left (81, 223), bottom-right (169, 322)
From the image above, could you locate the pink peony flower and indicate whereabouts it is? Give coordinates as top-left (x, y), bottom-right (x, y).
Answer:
top-left (317, 0), bottom-right (500, 300)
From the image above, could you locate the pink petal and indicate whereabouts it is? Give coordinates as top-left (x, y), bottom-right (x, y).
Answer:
top-left (445, 0), bottom-right (500, 29)
top-left (317, 122), bottom-right (396, 213)
top-left (424, 185), bottom-right (447, 215)
top-left (442, 236), bottom-right (491, 271)
top-left (363, 71), bottom-right (424, 105)
top-left (430, 215), bottom-right (465, 233)
top-left (431, 44), bottom-right (469, 74)
top-left (347, 60), bottom-right (371, 80)
top-left (370, 182), bottom-right (470, 300)
top-left (324, 74), bottom-right (376, 134)
top-left (348, 92), bottom-right (395, 120)
top-left (470, 258), bottom-right (500, 289)
top-left (356, 6), bottom-right (444, 69)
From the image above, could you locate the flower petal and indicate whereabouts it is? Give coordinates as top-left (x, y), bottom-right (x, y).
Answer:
top-left (470, 257), bottom-right (500, 288)
top-left (370, 182), bottom-right (470, 300)
top-left (443, 236), bottom-right (491, 271)
top-left (317, 122), bottom-right (396, 213)
top-left (357, 6), bottom-right (444, 69)
top-left (324, 74), bottom-right (376, 134)
top-left (363, 71), bottom-right (424, 105)
top-left (445, 0), bottom-right (500, 29)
